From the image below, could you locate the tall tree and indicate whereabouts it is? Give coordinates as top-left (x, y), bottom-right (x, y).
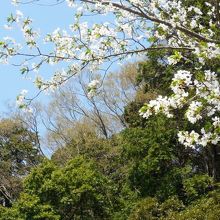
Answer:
top-left (0, 118), bottom-right (43, 207)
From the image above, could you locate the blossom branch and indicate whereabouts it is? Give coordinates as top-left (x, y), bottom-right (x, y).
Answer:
top-left (80, 0), bottom-right (220, 43)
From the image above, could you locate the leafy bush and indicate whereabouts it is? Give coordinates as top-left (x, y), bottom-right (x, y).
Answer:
top-left (6, 157), bottom-right (115, 220)
top-left (183, 174), bottom-right (214, 202)
top-left (165, 190), bottom-right (220, 220)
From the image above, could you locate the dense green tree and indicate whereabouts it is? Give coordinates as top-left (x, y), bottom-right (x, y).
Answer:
top-left (0, 119), bottom-right (43, 207)
top-left (0, 193), bottom-right (59, 220)
top-left (7, 157), bottom-right (115, 220)
top-left (128, 189), bottom-right (220, 220)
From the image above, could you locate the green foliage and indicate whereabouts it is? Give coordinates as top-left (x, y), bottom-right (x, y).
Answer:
top-left (0, 119), bottom-right (42, 175)
top-left (136, 50), bottom-right (173, 94)
top-left (183, 174), bottom-right (214, 202)
top-left (127, 190), bottom-right (220, 220)
top-left (165, 190), bottom-right (220, 220)
top-left (159, 196), bottom-right (185, 217)
top-left (120, 116), bottom-right (184, 200)
top-left (129, 197), bottom-right (160, 220)
top-left (124, 100), bottom-right (148, 128)
top-left (129, 196), bottom-right (185, 220)
top-left (14, 193), bottom-right (59, 220)
top-left (13, 157), bottom-right (114, 219)
top-left (0, 194), bottom-right (59, 220)
top-left (0, 118), bottom-right (43, 206)
top-left (0, 205), bottom-right (21, 220)
top-left (112, 184), bottom-right (138, 220)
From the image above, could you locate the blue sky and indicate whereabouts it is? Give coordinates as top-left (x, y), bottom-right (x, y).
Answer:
top-left (0, 0), bottom-right (75, 112)
top-left (0, 1), bottom-right (78, 156)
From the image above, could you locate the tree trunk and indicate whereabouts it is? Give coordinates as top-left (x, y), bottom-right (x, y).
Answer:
top-left (211, 145), bottom-right (220, 182)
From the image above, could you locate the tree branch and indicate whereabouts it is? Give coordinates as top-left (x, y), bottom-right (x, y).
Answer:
top-left (81, 0), bottom-right (220, 44)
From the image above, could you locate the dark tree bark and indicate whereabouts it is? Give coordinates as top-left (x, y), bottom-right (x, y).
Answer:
top-left (211, 145), bottom-right (220, 182)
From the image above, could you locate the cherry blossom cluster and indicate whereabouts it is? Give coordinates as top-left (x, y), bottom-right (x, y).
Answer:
top-left (140, 69), bottom-right (220, 148)
top-left (16, 89), bottom-right (33, 113)
top-left (87, 79), bottom-right (100, 99)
